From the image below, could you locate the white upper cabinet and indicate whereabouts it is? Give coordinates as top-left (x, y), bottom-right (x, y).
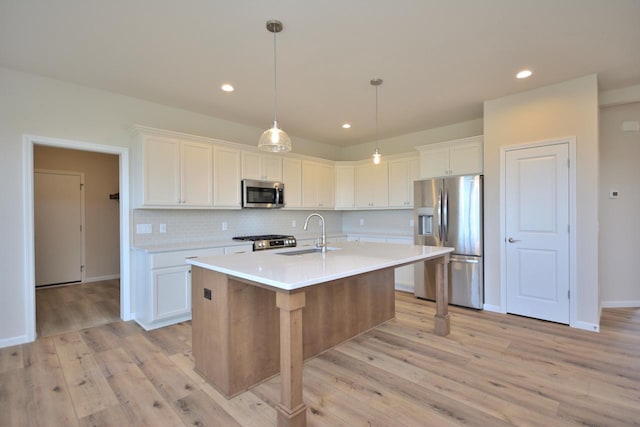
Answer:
top-left (181, 141), bottom-right (214, 206)
top-left (282, 157), bottom-right (302, 208)
top-left (335, 163), bottom-right (356, 209)
top-left (137, 133), bottom-right (212, 208)
top-left (241, 151), bottom-right (283, 182)
top-left (213, 145), bottom-right (241, 208)
top-left (388, 156), bottom-right (419, 208)
top-left (355, 161), bottom-right (388, 208)
top-left (302, 160), bottom-right (334, 209)
top-left (417, 135), bottom-right (483, 179)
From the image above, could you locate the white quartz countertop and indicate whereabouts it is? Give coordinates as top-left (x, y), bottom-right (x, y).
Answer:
top-left (131, 239), bottom-right (248, 253)
top-left (186, 241), bottom-right (453, 291)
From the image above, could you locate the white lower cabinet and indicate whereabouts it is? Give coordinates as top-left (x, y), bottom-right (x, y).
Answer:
top-left (134, 243), bottom-right (252, 330)
top-left (152, 266), bottom-right (191, 321)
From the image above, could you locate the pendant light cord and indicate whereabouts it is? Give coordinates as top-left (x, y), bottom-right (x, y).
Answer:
top-left (375, 84), bottom-right (379, 149)
top-left (273, 29), bottom-right (278, 124)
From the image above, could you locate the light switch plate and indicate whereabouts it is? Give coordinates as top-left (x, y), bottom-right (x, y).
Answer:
top-left (159, 224), bottom-right (167, 233)
top-left (621, 121), bottom-right (640, 132)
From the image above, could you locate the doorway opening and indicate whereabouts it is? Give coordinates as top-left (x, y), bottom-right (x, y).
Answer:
top-left (23, 135), bottom-right (131, 342)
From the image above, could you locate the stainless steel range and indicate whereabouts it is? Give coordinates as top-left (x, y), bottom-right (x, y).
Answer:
top-left (232, 234), bottom-right (297, 251)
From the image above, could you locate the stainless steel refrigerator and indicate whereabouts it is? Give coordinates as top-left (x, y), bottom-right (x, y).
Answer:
top-left (414, 175), bottom-right (483, 309)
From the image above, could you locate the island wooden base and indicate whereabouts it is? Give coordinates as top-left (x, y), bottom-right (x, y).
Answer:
top-left (191, 267), bottom-right (396, 398)
top-left (192, 254), bottom-right (450, 427)
top-left (434, 253), bottom-right (450, 336)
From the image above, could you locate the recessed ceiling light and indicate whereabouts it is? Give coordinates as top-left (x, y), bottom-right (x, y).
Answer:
top-left (516, 70), bottom-right (533, 79)
top-left (221, 84), bottom-right (234, 92)
top-left (342, 123), bottom-right (351, 129)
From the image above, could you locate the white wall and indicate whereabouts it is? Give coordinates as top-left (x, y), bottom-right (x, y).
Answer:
top-left (34, 146), bottom-right (120, 280)
top-left (599, 102), bottom-right (640, 307)
top-left (484, 75), bottom-right (600, 328)
top-left (0, 66), bottom-right (339, 347)
top-left (339, 119), bottom-right (483, 160)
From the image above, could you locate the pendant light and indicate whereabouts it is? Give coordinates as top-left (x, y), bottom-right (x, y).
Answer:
top-left (371, 78), bottom-right (383, 164)
top-left (259, 20), bottom-right (292, 153)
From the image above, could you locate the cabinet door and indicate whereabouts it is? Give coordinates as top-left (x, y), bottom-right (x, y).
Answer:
top-left (407, 157), bottom-right (420, 206)
top-left (282, 158), bottom-right (302, 208)
top-left (213, 146), bottom-right (241, 207)
top-left (317, 163), bottom-right (335, 208)
top-left (261, 155), bottom-right (283, 182)
top-left (302, 161), bottom-right (334, 209)
top-left (449, 140), bottom-right (483, 175)
top-left (335, 165), bottom-right (355, 209)
top-left (419, 145), bottom-right (450, 179)
top-left (371, 162), bottom-right (388, 207)
top-left (152, 266), bottom-right (190, 320)
top-left (143, 135), bottom-right (181, 205)
top-left (355, 163), bottom-right (388, 208)
top-left (354, 164), bottom-right (372, 208)
top-left (241, 152), bottom-right (283, 181)
top-left (302, 161), bottom-right (320, 208)
top-left (388, 159), bottom-right (410, 207)
top-left (181, 141), bottom-right (213, 206)
top-left (241, 151), bottom-right (262, 180)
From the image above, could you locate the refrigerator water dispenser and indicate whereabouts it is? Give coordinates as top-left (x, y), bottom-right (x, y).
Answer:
top-left (417, 207), bottom-right (434, 236)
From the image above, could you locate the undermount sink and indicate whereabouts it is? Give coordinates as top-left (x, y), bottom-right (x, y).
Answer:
top-left (276, 247), bottom-right (339, 256)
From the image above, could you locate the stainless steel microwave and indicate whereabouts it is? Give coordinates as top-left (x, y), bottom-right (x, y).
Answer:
top-left (241, 179), bottom-right (285, 208)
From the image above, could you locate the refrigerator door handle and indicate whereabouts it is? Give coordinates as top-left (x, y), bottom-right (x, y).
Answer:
top-left (437, 190), bottom-right (443, 241)
top-left (443, 190), bottom-right (449, 243)
top-left (449, 256), bottom-right (479, 264)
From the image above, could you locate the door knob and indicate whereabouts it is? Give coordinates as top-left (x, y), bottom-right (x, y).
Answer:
top-left (508, 237), bottom-right (520, 243)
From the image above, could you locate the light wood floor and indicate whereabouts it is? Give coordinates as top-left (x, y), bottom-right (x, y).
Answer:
top-left (2, 292), bottom-right (639, 426)
top-left (36, 280), bottom-right (120, 337)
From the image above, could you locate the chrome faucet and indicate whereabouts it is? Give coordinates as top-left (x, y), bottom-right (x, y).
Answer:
top-left (303, 213), bottom-right (326, 253)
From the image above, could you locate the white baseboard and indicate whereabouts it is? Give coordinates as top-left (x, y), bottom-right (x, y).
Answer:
top-left (571, 320), bottom-right (600, 333)
top-left (483, 304), bottom-right (504, 313)
top-left (601, 300), bottom-right (640, 308)
top-left (0, 334), bottom-right (32, 350)
top-left (394, 283), bottom-right (414, 293)
top-left (83, 274), bottom-right (120, 283)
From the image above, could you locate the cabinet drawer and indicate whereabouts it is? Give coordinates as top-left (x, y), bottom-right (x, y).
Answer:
top-left (151, 247), bottom-right (224, 268)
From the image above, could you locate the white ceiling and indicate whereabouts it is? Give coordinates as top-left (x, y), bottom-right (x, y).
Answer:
top-left (1, 0), bottom-right (639, 147)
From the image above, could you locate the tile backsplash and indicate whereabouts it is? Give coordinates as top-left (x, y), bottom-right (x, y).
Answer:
top-left (132, 209), bottom-right (414, 247)
top-left (132, 209), bottom-right (344, 246)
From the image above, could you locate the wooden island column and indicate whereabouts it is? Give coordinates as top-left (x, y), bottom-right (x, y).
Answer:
top-left (434, 253), bottom-right (450, 336)
top-left (275, 291), bottom-right (307, 427)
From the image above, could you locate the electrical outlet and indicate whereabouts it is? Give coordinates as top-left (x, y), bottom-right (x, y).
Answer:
top-left (359, 218), bottom-right (365, 226)
top-left (609, 190), bottom-right (620, 199)
top-left (136, 224), bottom-right (152, 234)
top-left (159, 224), bottom-right (167, 233)
top-left (291, 220), bottom-right (296, 228)
top-left (221, 222), bottom-right (228, 231)
top-left (409, 219), bottom-right (414, 227)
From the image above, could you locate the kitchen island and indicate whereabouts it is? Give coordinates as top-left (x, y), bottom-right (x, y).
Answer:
top-left (186, 241), bottom-right (453, 427)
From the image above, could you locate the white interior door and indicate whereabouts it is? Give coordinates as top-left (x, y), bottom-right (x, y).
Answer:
top-left (505, 143), bottom-right (570, 324)
top-left (34, 170), bottom-right (83, 287)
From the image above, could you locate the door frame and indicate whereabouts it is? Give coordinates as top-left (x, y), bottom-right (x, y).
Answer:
top-left (23, 135), bottom-right (131, 343)
top-left (499, 137), bottom-right (577, 327)
top-left (34, 169), bottom-right (86, 285)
